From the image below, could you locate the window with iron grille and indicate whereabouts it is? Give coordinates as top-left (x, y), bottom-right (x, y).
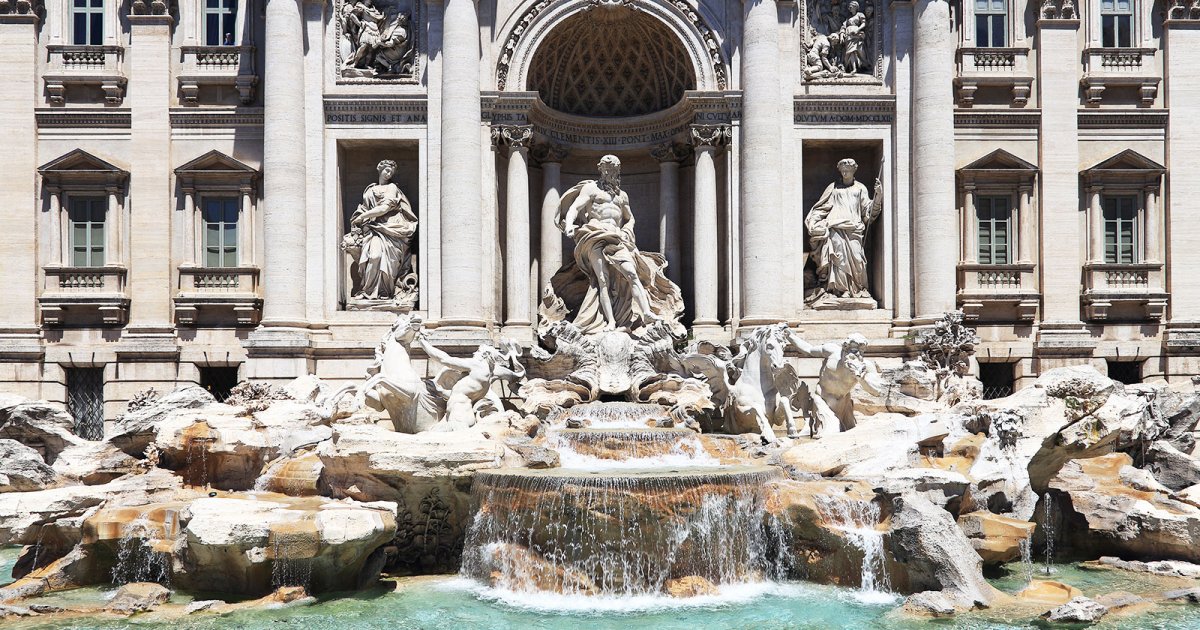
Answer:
top-left (1107, 360), bottom-right (1142, 385)
top-left (72, 0), bottom-right (104, 45)
top-left (975, 0), bottom-right (1007, 47)
top-left (69, 197), bottom-right (106, 267)
top-left (66, 367), bottom-right (105, 440)
top-left (204, 0), bottom-right (238, 46)
top-left (977, 195), bottom-right (1012, 265)
top-left (1103, 195), bottom-right (1139, 264)
top-left (979, 362), bottom-right (1015, 400)
top-left (1101, 0), bottom-right (1134, 47)
top-left (203, 197), bottom-right (239, 268)
top-left (199, 366), bottom-right (240, 403)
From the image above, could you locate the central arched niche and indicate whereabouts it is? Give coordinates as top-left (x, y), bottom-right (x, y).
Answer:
top-left (527, 7), bottom-right (696, 118)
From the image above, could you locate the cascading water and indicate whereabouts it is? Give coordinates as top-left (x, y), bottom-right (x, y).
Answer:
top-left (1018, 530), bottom-right (1035, 585)
top-left (462, 466), bottom-right (789, 597)
top-left (111, 515), bottom-right (171, 586)
top-left (1041, 492), bottom-right (1055, 575)
top-left (815, 496), bottom-right (892, 601)
top-left (270, 529), bottom-right (314, 590)
top-left (547, 402), bottom-right (673, 429)
top-left (544, 428), bottom-right (721, 469)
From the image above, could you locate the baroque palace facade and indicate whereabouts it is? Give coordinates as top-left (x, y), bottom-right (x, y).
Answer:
top-left (1, 0), bottom-right (1198, 431)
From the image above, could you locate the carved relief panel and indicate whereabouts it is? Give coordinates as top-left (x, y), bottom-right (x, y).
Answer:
top-left (335, 0), bottom-right (421, 83)
top-left (802, 0), bottom-right (883, 83)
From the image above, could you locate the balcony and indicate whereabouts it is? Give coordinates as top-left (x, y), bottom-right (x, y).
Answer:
top-left (39, 265), bottom-right (129, 325)
top-left (178, 45), bottom-right (257, 105)
top-left (44, 45), bottom-right (126, 105)
top-left (1081, 48), bottom-right (1160, 106)
top-left (955, 47), bottom-right (1034, 107)
top-left (1082, 262), bottom-right (1167, 321)
top-left (957, 263), bottom-right (1039, 322)
top-left (174, 265), bottom-right (261, 326)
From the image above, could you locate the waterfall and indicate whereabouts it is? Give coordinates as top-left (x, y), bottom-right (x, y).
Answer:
top-left (461, 467), bottom-right (790, 597)
top-left (185, 437), bottom-right (214, 488)
top-left (1018, 531), bottom-right (1034, 585)
top-left (111, 515), bottom-right (171, 586)
top-left (270, 530), bottom-right (313, 590)
top-left (1041, 492), bottom-right (1055, 575)
top-left (544, 428), bottom-right (720, 470)
top-left (815, 496), bottom-right (891, 599)
top-left (547, 403), bottom-right (672, 429)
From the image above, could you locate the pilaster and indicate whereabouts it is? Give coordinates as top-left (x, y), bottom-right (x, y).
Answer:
top-left (1164, 16), bottom-right (1200, 369)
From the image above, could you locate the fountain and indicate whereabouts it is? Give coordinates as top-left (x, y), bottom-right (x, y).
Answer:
top-left (1041, 492), bottom-right (1055, 575)
top-left (815, 495), bottom-right (891, 600)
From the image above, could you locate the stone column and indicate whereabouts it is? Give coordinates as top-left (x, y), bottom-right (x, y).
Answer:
top-left (912, 0), bottom-right (957, 321)
top-left (1164, 15), bottom-right (1200, 364)
top-left (533, 143), bottom-right (567, 292)
top-left (125, 8), bottom-right (176, 340)
top-left (962, 185), bottom-right (977, 263)
top-left (0, 7), bottom-right (40, 350)
top-left (739, 0), bottom-right (786, 325)
top-left (1144, 185), bottom-right (1160, 262)
top-left (651, 143), bottom-right (687, 286)
top-left (1017, 184), bottom-right (1034, 263)
top-left (259, 0), bottom-right (307, 328)
top-left (1087, 186), bottom-right (1104, 263)
top-left (494, 125), bottom-right (533, 334)
top-left (691, 125), bottom-right (730, 331)
top-left (439, 0), bottom-right (484, 327)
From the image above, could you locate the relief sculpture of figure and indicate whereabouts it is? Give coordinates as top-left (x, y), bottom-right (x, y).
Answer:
top-left (543, 155), bottom-right (685, 337)
top-left (837, 1), bottom-right (870, 75)
top-left (341, 159), bottom-right (418, 304)
top-left (804, 158), bottom-right (882, 305)
top-left (340, 0), bottom-right (414, 77)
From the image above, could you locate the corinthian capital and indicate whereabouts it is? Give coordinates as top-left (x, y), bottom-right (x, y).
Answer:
top-left (491, 125), bottom-right (534, 153)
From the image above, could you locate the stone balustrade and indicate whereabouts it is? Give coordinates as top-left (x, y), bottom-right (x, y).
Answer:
top-left (43, 45), bottom-right (126, 105)
top-left (1082, 262), bottom-right (1167, 321)
top-left (174, 265), bottom-right (262, 326)
top-left (178, 45), bottom-right (257, 104)
top-left (957, 262), bottom-right (1039, 322)
top-left (39, 265), bottom-right (129, 325)
top-left (1081, 47), bottom-right (1160, 106)
top-left (955, 47), bottom-right (1033, 106)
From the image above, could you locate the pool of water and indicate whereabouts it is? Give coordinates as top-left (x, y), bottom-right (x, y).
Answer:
top-left (7, 573), bottom-right (1200, 630)
top-left (1, 546), bottom-right (21, 587)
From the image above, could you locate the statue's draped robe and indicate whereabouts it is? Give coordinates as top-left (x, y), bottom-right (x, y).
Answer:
top-left (353, 182), bottom-right (417, 299)
top-left (805, 180), bottom-right (877, 297)
top-left (547, 181), bottom-right (685, 336)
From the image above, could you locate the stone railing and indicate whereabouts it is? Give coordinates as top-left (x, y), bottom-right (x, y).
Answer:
top-left (178, 45), bottom-right (256, 104)
top-left (39, 265), bottom-right (129, 325)
top-left (954, 47), bottom-right (1033, 107)
top-left (175, 266), bottom-right (261, 325)
top-left (1082, 262), bottom-right (1167, 320)
top-left (1081, 48), bottom-right (1160, 106)
top-left (44, 45), bottom-right (126, 104)
top-left (957, 263), bottom-right (1039, 321)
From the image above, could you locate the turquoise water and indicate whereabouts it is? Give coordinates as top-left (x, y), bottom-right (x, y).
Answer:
top-left (6, 574), bottom-right (1200, 630)
top-left (1, 546), bottom-right (20, 586)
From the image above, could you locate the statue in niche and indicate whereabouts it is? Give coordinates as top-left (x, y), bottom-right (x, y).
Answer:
top-left (804, 158), bottom-right (882, 308)
top-left (784, 330), bottom-right (887, 437)
top-left (540, 155), bottom-right (686, 338)
top-left (341, 159), bottom-right (418, 307)
top-left (339, 0), bottom-right (415, 78)
top-left (803, 0), bottom-right (876, 81)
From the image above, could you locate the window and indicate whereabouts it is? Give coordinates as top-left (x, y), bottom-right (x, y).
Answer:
top-left (1101, 0), bottom-right (1134, 48)
top-left (975, 0), bottom-right (1007, 47)
top-left (202, 197), bottom-right (238, 267)
top-left (72, 0), bottom-right (104, 46)
top-left (1106, 360), bottom-right (1142, 385)
top-left (979, 362), bottom-right (1015, 400)
top-left (66, 367), bottom-right (105, 440)
top-left (976, 195), bottom-right (1012, 265)
top-left (1103, 195), bottom-right (1138, 264)
top-left (204, 0), bottom-right (237, 46)
top-left (199, 366), bottom-right (239, 402)
top-left (68, 197), bottom-right (105, 267)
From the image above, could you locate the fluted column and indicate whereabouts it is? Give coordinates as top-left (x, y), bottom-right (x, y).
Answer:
top-left (439, 0), bottom-right (484, 326)
top-left (494, 125), bottom-right (533, 331)
top-left (260, 0), bottom-right (307, 328)
top-left (651, 142), bottom-right (688, 286)
top-left (533, 143), bottom-right (567, 292)
top-left (912, 0), bottom-right (957, 320)
top-left (739, 0), bottom-right (785, 325)
top-left (691, 125), bottom-right (730, 330)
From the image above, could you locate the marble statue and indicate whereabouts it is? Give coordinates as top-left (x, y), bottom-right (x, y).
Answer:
top-left (542, 155), bottom-right (685, 337)
top-left (803, 0), bottom-right (876, 81)
top-left (339, 0), bottom-right (415, 77)
top-left (917, 311), bottom-right (983, 405)
top-left (417, 333), bottom-right (526, 431)
top-left (784, 330), bottom-right (885, 437)
top-left (804, 158), bottom-right (882, 307)
top-left (360, 314), bottom-right (445, 433)
top-left (802, 26), bottom-right (840, 80)
top-left (680, 324), bottom-right (807, 444)
top-left (341, 159), bottom-right (418, 306)
top-left (836, 1), bottom-right (870, 75)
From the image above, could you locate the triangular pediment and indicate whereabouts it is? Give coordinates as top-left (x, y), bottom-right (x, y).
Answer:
top-left (38, 149), bottom-right (127, 175)
top-left (1085, 149), bottom-right (1165, 173)
top-left (175, 150), bottom-right (257, 174)
top-left (960, 149), bottom-right (1038, 172)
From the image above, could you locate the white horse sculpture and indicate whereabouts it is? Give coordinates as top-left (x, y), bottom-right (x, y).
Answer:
top-left (360, 314), bottom-right (446, 433)
top-left (681, 324), bottom-right (807, 444)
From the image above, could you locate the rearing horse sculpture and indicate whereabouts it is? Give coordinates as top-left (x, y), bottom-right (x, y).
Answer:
top-left (360, 314), bottom-right (445, 433)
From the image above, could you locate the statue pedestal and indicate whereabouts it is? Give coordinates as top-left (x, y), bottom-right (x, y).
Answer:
top-left (810, 295), bottom-right (878, 311)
